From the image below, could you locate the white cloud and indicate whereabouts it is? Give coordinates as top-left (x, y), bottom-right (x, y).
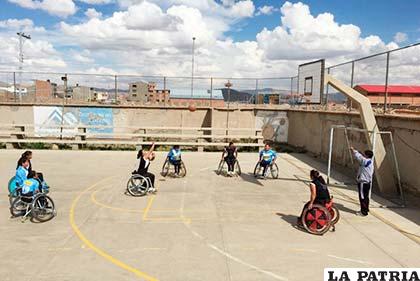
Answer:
top-left (8, 0), bottom-right (77, 18)
top-left (393, 32), bottom-right (408, 43)
top-left (256, 5), bottom-right (277, 16)
top-left (78, 0), bottom-right (112, 4)
top-left (85, 8), bottom-right (102, 18)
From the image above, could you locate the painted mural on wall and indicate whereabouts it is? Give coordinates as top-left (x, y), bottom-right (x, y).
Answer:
top-left (255, 111), bottom-right (289, 143)
top-left (80, 108), bottom-right (113, 133)
top-left (34, 106), bottom-right (113, 137)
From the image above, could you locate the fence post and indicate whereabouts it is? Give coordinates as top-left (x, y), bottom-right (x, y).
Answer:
top-left (114, 75), bottom-right (118, 102)
top-left (210, 77), bottom-right (213, 107)
top-left (384, 51), bottom-right (390, 112)
top-left (349, 61), bottom-right (355, 111)
top-left (325, 68), bottom-right (330, 109)
top-left (163, 76), bottom-right (167, 90)
top-left (255, 79), bottom-right (258, 105)
top-left (13, 72), bottom-right (17, 103)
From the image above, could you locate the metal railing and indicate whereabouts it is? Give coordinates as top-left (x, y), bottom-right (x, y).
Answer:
top-left (0, 42), bottom-right (419, 110)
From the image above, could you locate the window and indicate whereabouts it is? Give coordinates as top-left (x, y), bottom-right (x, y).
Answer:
top-left (132, 89), bottom-right (136, 93)
top-left (132, 84), bottom-right (137, 88)
top-left (132, 94), bottom-right (137, 97)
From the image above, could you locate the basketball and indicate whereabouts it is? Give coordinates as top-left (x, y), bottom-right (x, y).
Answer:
top-left (188, 104), bottom-right (196, 112)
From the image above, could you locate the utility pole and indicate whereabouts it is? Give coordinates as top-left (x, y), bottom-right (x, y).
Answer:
top-left (17, 32), bottom-right (31, 101)
top-left (191, 37), bottom-right (196, 100)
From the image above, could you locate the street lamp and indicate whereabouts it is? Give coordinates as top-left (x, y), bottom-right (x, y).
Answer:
top-left (17, 32), bottom-right (31, 101)
top-left (225, 80), bottom-right (232, 136)
top-left (190, 37), bottom-right (196, 100)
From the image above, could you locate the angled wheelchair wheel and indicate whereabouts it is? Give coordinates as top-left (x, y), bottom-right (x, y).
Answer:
top-left (10, 197), bottom-right (28, 217)
top-left (161, 159), bottom-right (170, 177)
top-left (253, 162), bottom-right (262, 177)
top-left (8, 176), bottom-right (17, 194)
top-left (216, 160), bottom-right (225, 175)
top-left (32, 195), bottom-right (56, 222)
top-left (179, 161), bottom-right (187, 177)
top-left (329, 205), bottom-right (340, 225)
top-left (234, 160), bottom-right (241, 176)
top-left (127, 175), bottom-right (149, 197)
top-left (270, 163), bottom-right (279, 179)
top-left (301, 204), bottom-right (332, 235)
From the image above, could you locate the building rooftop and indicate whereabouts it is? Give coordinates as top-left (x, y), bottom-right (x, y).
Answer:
top-left (355, 84), bottom-right (420, 95)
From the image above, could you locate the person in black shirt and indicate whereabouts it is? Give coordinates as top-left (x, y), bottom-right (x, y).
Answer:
top-left (135, 143), bottom-right (156, 192)
top-left (222, 142), bottom-right (237, 176)
top-left (297, 169), bottom-right (331, 224)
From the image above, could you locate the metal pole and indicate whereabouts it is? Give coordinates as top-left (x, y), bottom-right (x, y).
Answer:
top-left (327, 127), bottom-right (334, 184)
top-left (190, 37), bottom-right (196, 100)
top-left (210, 77), bottom-right (213, 107)
top-left (163, 76), bottom-right (166, 90)
top-left (114, 75), bottom-right (118, 102)
top-left (60, 74), bottom-right (67, 140)
top-left (13, 72), bottom-right (17, 102)
top-left (290, 77), bottom-right (293, 106)
top-left (325, 68), bottom-right (330, 108)
top-left (384, 51), bottom-right (390, 112)
top-left (387, 132), bottom-right (405, 205)
top-left (255, 79), bottom-right (258, 105)
top-left (349, 61), bottom-right (355, 111)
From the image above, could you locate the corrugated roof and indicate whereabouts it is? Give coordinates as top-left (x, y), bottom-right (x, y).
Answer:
top-left (355, 84), bottom-right (420, 95)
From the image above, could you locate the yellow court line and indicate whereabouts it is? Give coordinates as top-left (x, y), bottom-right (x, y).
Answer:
top-left (142, 195), bottom-right (156, 221)
top-left (69, 176), bottom-right (159, 281)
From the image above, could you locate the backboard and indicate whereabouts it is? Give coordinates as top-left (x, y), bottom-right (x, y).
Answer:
top-left (297, 59), bottom-right (325, 104)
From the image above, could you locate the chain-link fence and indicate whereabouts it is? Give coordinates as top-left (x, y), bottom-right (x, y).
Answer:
top-left (0, 43), bottom-right (419, 109)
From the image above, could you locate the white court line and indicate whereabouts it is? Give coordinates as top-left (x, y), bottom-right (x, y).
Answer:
top-left (327, 254), bottom-right (373, 265)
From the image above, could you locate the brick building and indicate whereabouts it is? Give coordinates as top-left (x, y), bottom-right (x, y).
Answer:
top-left (354, 85), bottom-right (420, 106)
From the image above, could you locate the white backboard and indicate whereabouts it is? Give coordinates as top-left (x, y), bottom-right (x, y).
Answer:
top-left (298, 59), bottom-right (325, 104)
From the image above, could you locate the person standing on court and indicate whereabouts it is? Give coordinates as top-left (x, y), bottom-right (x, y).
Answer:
top-left (350, 147), bottom-right (374, 216)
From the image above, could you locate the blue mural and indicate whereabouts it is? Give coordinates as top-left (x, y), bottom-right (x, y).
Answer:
top-left (79, 108), bottom-right (113, 133)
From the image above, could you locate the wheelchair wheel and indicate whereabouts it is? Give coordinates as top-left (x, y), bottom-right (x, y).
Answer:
top-left (216, 160), bottom-right (225, 175)
top-left (234, 160), bottom-right (241, 176)
top-left (301, 204), bottom-right (332, 235)
top-left (8, 176), bottom-right (17, 194)
top-left (253, 163), bottom-right (262, 177)
top-left (329, 206), bottom-right (340, 225)
top-left (10, 197), bottom-right (27, 217)
top-left (32, 195), bottom-right (56, 222)
top-left (270, 163), bottom-right (279, 179)
top-left (161, 159), bottom-right (170, 177)
top-left (127, 175), bottom-right (149, 197)
top-left (179, 161), bottom-right (187, 177)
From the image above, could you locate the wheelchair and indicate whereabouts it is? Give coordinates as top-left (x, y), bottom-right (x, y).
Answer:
top-left (161, 158), bottom-right (187, 178)
top-left (8, 176), bottom-right (51, 206)
top-left (253, 161), bottom-right (279, 179)
top-left (216, 158), bottom-right (241, 176)
top-left (126, 172), bottom-right (154, 196)
top-left (300, 198), bottom-right (340, 235)
top-left (10, 187), bottom-right (56, 223)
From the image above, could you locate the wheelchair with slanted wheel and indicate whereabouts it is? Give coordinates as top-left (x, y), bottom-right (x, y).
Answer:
top-left (253, 161), bottom-right (279, 179)
top-left (126, 172), bottom-right (154, 196)
top-left (10, 184), bottom-right (56, 223)
top-left (300, 198), bottom-right (340, 235)
top-left (161, 158), bottom-right (187, 177)
top-left (216, 158), bottom-right (241, 176)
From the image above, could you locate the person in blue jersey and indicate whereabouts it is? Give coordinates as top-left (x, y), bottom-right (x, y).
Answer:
top-left (21, 171), bottom-right (41, 196)
top-left (16, 151), bottom-right (44, 182)
top-left (15, 157), bottom-right (30, 188)
top-left (167, 145), bottom-right (182, 176)
top-left (351, 147), bottom-right (374, 216)
top-left (258, 143), bottom-right (277, 177)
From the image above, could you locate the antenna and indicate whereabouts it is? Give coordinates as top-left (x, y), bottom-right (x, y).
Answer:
top-left (17, 32), bottom-right (31, 101)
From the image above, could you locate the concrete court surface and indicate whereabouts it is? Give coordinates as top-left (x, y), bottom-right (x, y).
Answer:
top-left (0, 150), bottom-right (419, 281)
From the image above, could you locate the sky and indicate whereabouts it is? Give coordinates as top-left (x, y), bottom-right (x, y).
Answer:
top-left (0, 0), bottom-right (419, 79)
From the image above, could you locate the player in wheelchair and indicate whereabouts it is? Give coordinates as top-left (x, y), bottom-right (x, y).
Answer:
top-left (162, 145), bottom-right (186, 177)
top-left (217, 142), bottom-right (241, 176)
top-left (254, 143), bottom-right (278, 179)
top-left (10, 170), bottom-right (56, 222)
top-left (127, 143), bottom-right (157, 196)
top-left (297, 170), bottom-right (340, 235)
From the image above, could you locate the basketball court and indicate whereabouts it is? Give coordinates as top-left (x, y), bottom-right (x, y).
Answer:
top-left (1, 150), bottom-right (419, 281)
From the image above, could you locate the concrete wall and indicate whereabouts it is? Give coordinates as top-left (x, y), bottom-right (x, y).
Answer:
top-left (287, 109), bottom-right (420, 195)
